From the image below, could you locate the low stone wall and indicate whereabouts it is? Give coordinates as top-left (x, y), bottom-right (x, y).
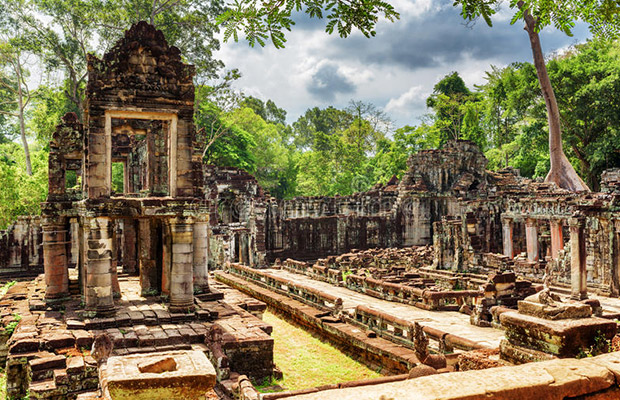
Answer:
top-left (351, 305), bottom-right (487, 352)
top-left (215, 271), bottom-right (418, 374)
top-left (282, 259), bottom-right (480, 311)
top-left (226, 262), bottom-right (342, 312)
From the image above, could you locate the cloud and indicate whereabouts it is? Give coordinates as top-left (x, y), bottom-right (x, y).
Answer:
top-left (385, 86), bottom-right (427, 114)
top-left (306, 63), bottom-right (356, 101)
top-left (215, 1), bottom-right (592, 128)
top-left (326, 6), bottom-right (589, 72)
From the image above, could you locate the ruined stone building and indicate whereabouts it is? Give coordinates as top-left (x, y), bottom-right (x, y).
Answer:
top-left (4, 20), bottom-right (620, 400)
top-left (42, 22), bottom-right (209, 315)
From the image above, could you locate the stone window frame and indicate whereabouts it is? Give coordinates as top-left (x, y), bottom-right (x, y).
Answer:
top-left (104, 109), bottom-right (178, 197)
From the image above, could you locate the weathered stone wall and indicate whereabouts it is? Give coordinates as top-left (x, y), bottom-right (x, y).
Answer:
top-left (204, 166), bottom-right (267, 268)
top-left (265, 140), bottom-right (493, 262)
top-left (0, 216), bottom-right (43, 277)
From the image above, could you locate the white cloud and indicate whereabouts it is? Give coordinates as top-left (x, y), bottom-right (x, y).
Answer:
top-left (385, 86), bottom-right (426, 114)
top-left (213, 4), bottom-right (591, 128)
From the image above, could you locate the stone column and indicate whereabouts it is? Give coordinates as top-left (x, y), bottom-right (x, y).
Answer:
top-left (122, 218), bottom-right (138, 275)
top-left (42, 217), bottom-right (69, 302)
top-left (550, 219), bottom-right (564, 261)
top-left (138, 219), bottom-right (157, 294)
top-left (502, 218), bottom-right (514, 258)
top-left (169, 217), bottom-right (194, 312)
top-left (110, 220), bottom-right (121, 298)
top-left (569, 217), bottom-right (588, 300)
top-left (161, 221), bottom-right (172, 296)
top-left (193, 215), bottom-right (209, 293)
top-left (84, 217), bottom-right (115, 315)
top-left (525, 218), bottom-right (539, 262)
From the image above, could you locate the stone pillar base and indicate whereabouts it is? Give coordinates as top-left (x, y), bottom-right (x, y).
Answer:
top-left (168, 302), bottom-right (195, 313)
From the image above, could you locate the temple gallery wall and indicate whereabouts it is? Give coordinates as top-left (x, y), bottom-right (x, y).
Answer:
top-left (3, 21), bottom-right (620, 400)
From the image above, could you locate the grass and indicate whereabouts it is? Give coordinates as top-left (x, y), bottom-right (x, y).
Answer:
top-left (0, 368), bottom-right (6, 400)
top-left (258, 310), bottom-right (381, 392)
top-left (0, 281), bottom-right (16, 297)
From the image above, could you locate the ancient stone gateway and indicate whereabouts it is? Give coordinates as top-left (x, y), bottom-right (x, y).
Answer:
top-left (42, 22), bottom-right (206, 315)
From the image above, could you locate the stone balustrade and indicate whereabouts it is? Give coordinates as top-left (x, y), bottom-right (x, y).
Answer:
top-left (226, 263), bottom-right (342, 311)
top-left (282, 259), bottom-right (480, 311)
top-left (352, 305), bottom-right (486, 352)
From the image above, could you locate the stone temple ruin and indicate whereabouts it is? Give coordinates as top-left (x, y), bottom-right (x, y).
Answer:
top-left (4, 21), bottom-right (620, 400)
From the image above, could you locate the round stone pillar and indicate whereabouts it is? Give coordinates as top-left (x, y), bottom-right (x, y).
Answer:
top-left (193, 215), bottom-right (209, 293)
top-left (502, 217), bottom-right (514, 259)
top-left (42, 217), bottom-right (69, 302)
top-left (169, 217), bottom-right (195, 312)
top-left (569, 217), bottom-right (588, 300)
top-left (85, 217), bottom-right (115, 316)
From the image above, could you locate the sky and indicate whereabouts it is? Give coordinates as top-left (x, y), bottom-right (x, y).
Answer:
top-left (214, 0), bottom-right (591, 128)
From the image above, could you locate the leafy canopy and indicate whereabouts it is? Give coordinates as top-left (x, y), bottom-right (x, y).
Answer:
top-left (454, 0), bottom-right (620, 38)
top-left (218, 0), bottom-right (400, 48)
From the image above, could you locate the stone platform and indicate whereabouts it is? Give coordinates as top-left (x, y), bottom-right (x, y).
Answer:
top-left (1, 274), bottom-right (275, 400)
top-left (101, 350), bottom-right (216, 400)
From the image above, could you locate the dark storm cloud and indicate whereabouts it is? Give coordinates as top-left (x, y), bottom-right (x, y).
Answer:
top-left (323, 6), bottom-right (589, 71)
top-left (306, 64), bottom-right (356, 101)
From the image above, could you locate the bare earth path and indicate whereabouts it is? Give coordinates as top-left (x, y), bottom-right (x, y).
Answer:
top-left (264, 268), bottom-right (505, 349)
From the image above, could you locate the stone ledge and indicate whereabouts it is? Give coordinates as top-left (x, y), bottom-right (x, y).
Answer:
top-left (285, 352), bottom-right (620, 400)
top-left (500, 310), bottom-right (616, 357)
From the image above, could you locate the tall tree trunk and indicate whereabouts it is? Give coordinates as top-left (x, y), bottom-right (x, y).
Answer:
top-left (519, 2), bottom-right (588, 192)
top-left (15, 61), bottom-right (32, 176)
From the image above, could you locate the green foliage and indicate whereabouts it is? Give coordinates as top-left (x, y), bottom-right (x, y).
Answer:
top-left (547, 40), bottom-right (620, 189)
top-left (29, 84), bottom-right (78, 144)
top-left (224, 107), bottom-right (294, 197)
top-left (454, 0), bottom-right (620, 39)
top-left (426, 72), bottom-right (484, 147)
top-left (218, 0), bottom-right (400, 49)
top-left (341, 269), bottom-right (353, 283)
top-left (576, 330), bottom-right (612, 358)
top-left (111, 162), bottom-right (124, 194)
top-left (2, 313), bottom-right (21, 336)
top-left (0, 281), bottom-right (16, 297)
top-left (0, 142), bottom-right (48, 229)
top-left (480, 39), bottom-right (620, 187)
top-left (99, 0), bottom-right (225, 80)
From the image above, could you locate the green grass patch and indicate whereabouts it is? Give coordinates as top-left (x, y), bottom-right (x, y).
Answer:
top-left (0, 368), bottom-right (6, 400)
top-left (0, 281), bottom-right (16, 297)
top-left (260, 310), bottom-right (381, 392)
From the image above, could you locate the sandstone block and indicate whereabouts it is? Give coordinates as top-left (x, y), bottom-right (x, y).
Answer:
top-left (104, 350), bottom-right (216, 400)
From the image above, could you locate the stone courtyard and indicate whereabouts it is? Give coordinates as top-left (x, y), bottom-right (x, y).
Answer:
top-left (3, 21), bottom-right (620, 400)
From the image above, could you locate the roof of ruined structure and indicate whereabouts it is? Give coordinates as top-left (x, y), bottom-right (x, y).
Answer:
top-left (87, 21), bottom-right (194, 94)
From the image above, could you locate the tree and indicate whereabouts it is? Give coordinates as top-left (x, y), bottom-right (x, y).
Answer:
top-left (345, 100), bottom-right (392, 154)
top-left (478, 63), bottom-right (537, 166)
top-left (11, 0), bottom-right (226, 121)
top-left (292, 106), bottom-right (353, 151)
top-left (14, 0), bottom-right (99, 120)
top-left (239, 96), bottom-right (288, 125)
top-left (370, 124), bottom-right (440, 183)
top-left (454, 0), bottom-right (620, 191)
top-left (426, 72), bottom-right (477, 146)
top-left (0, 13), bottom-right (37, 175)
top-left (547, 40), bottom-right (620, 190)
